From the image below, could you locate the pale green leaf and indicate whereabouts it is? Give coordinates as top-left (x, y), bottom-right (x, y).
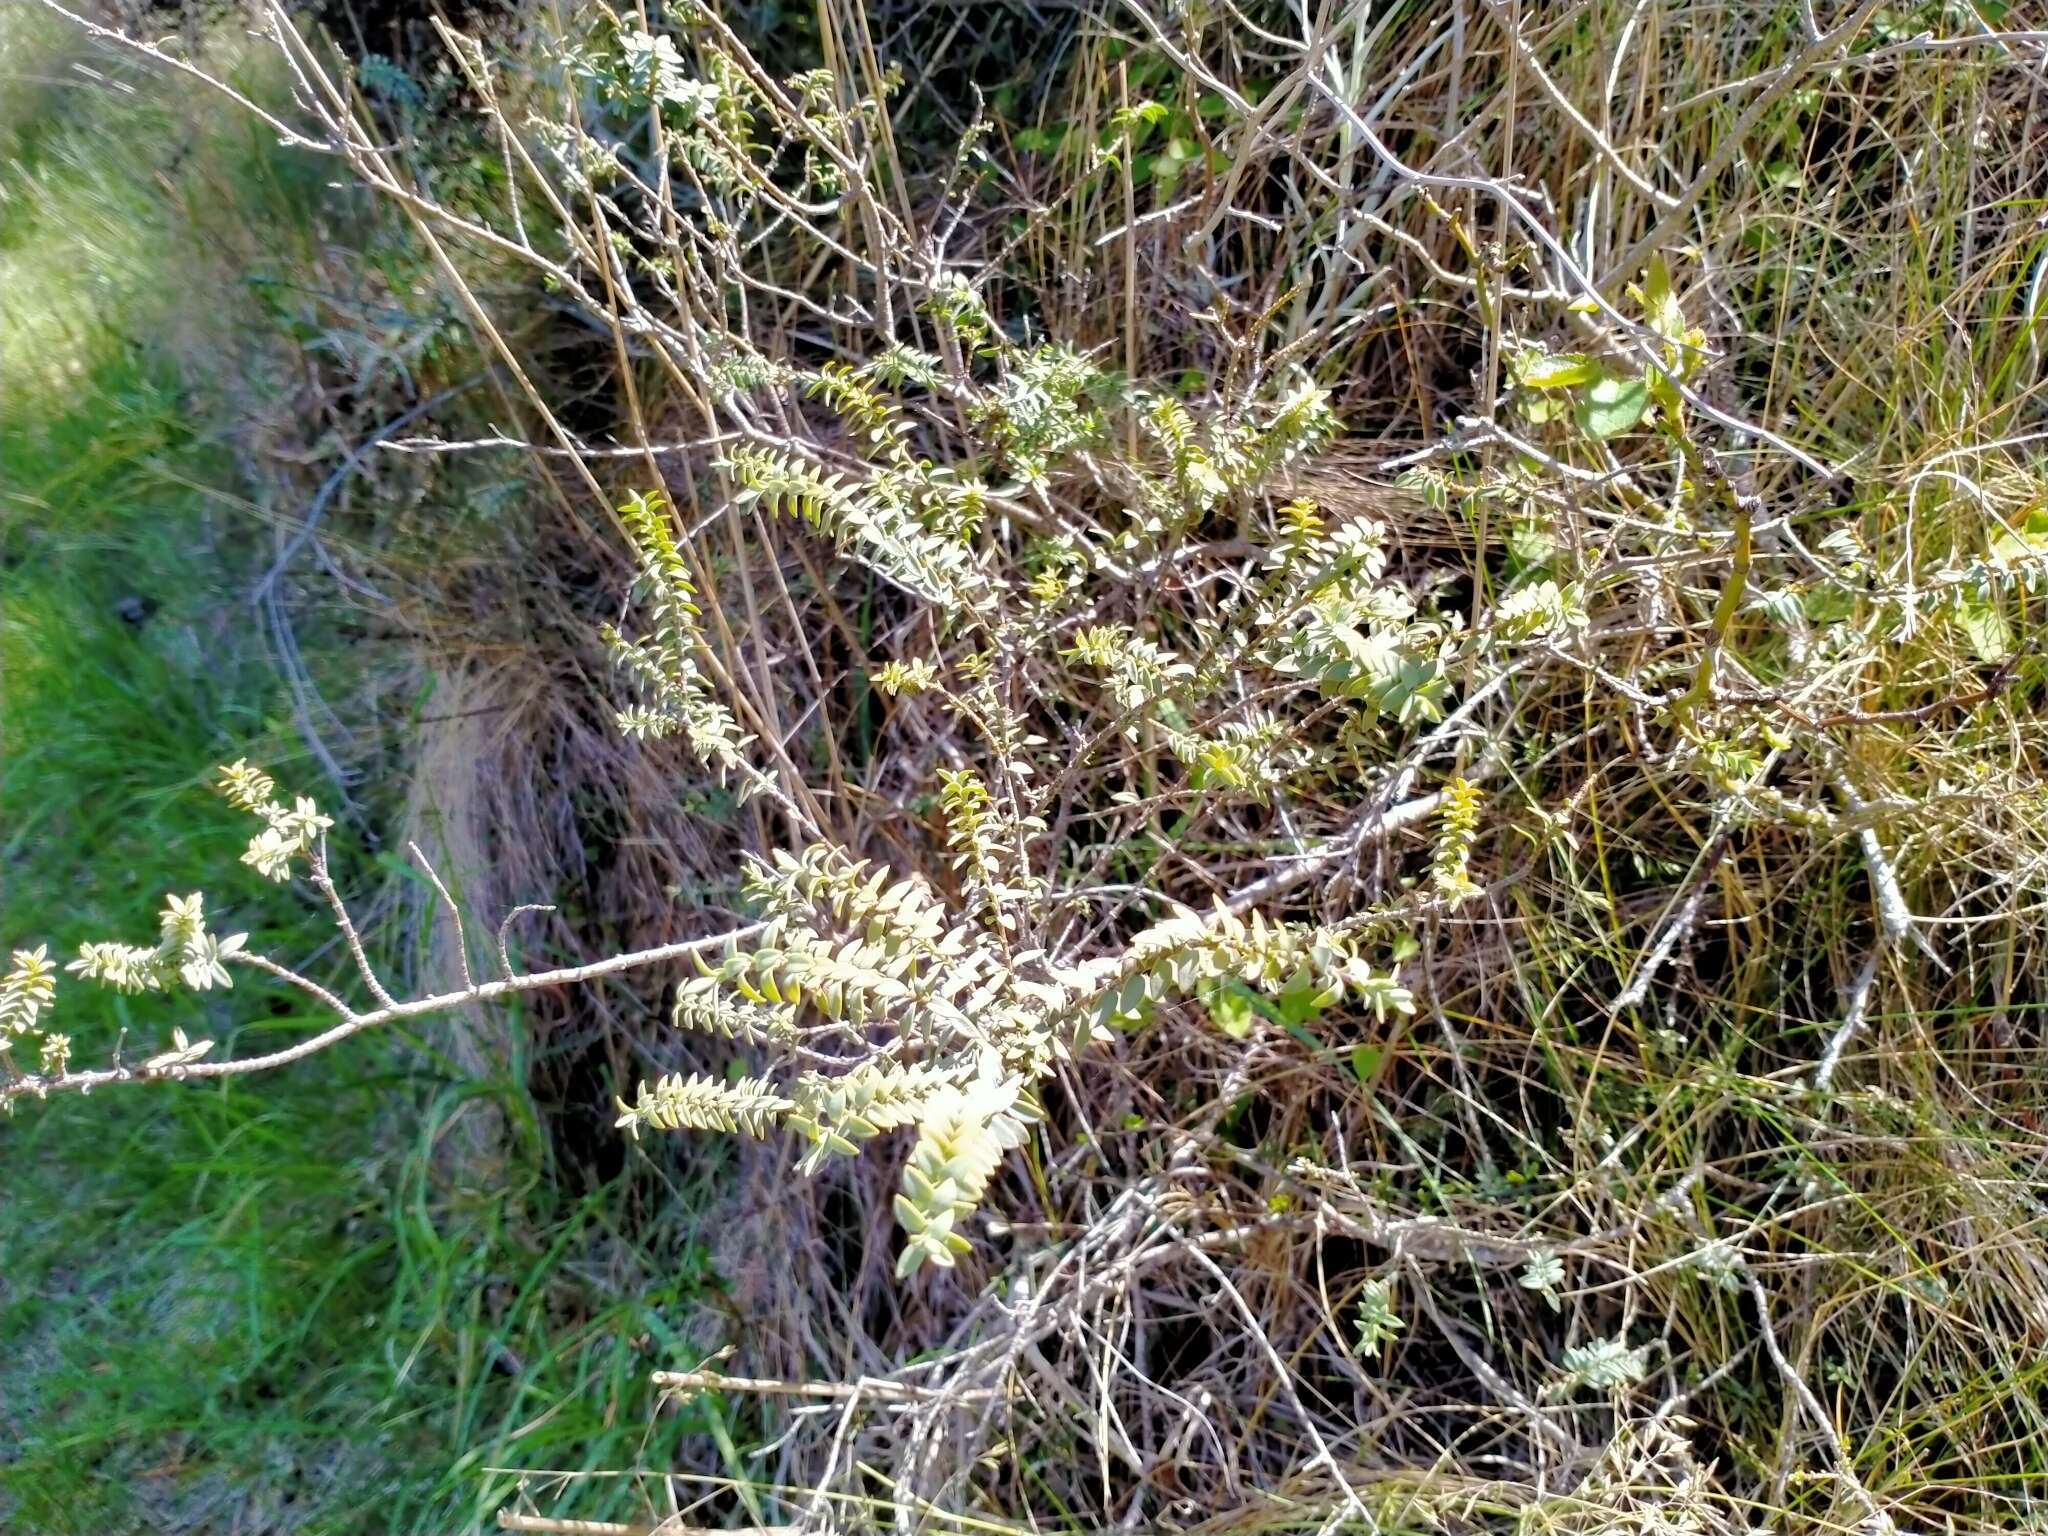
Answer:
top-left (1514, 350), bottom-right (1600, 390)
top-left (1956, 598), bottom-right (2012, 663)
top-left (1576, 372), bottom-right (1649, 439)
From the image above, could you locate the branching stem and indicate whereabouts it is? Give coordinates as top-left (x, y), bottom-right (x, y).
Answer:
top-left (3, 923), bottom-right (763, 1109)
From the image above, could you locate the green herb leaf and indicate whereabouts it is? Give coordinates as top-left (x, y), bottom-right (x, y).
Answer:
top-left (1576, 371), bottom-right (1649, 439)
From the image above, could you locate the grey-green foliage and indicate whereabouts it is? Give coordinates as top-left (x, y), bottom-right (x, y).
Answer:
top-left (556, 26), bottom-right (1459, 1262)
top-left (574, 160), bottom-right (1451, 1268)
top-left (607, 843), bottom-right (1414, 1275)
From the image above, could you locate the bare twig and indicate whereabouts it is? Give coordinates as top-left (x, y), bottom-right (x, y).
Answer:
top-left (1613, 0), bottom-right (1890, 276)
top-left (497, 903), bottom-right (558, 980)
top-left (651, 1368), bottom-right (996, 1404)
top-left (1746, 1273), bottom-right (1884, 1522)
top-left (308, 841), bottom-right (397, 1010)
top-left (1813, 946), bottom-right (1884, 1091)
top-left (1179, 1243), bottom-right (1374, 1528)
top-left (1615, 830), bottom-right (1734, 1011)
top-left (408, 841), bottom-right (474, 993)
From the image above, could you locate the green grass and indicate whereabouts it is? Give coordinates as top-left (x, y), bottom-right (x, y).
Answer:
top-left (0, 17), bottom-right (725, 1533)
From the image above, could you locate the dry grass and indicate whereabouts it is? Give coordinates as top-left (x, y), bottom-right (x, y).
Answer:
top-left (351, 2), bottom-right (2048, 1530)
top-left (18, 0), bottom-right (2048, 1532)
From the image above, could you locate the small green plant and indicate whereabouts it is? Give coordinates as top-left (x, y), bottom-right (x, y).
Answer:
top-left (1556, 1336), bottom-right (1650, 1394)
top-left (1352, 1276), bottom-right (1405, 1354)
